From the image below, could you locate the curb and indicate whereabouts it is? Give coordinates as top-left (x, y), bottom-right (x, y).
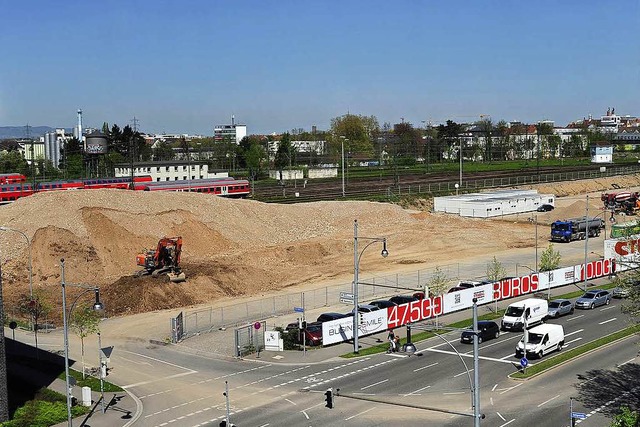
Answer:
top-left (123, 388), bottom-right (144, 427)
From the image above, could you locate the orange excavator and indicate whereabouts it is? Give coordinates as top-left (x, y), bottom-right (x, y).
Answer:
top-left (136, 236), bottom-right (186, 283)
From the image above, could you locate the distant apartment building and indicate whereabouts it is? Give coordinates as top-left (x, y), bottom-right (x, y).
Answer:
top-left (115, 161), bottom-right (228, 181)
top-left (214, 116), bottom-right (247, 144)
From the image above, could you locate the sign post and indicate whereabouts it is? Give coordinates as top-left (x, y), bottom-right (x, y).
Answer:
top-left (340, 292), bottom-right (354, 304)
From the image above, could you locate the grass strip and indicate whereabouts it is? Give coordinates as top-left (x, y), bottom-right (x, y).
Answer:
top-left (57, 368), bottom-right (124, 392)
top-left (510, 324), bottom-right (640, 379)
top-left (339, 282), bottom-right (618, 358)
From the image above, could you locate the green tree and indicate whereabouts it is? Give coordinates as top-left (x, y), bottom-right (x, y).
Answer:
top-left (610, 406), bottom-right (639, 426)
top-left (275, 133), bottom-right (293, 173)
top-left (70, 307), bottom-right (101, 379)
top-left (486, 256), bottom-right (507, 282)
top-left (152, 140), bottom-right (175, 161)
top-left (428, 267), bottom-right (450, 327)
top-left (18, 291), bottom-right (51, 358)
top-left (330, 114), bottom-right (379, 156)
top-left (539, 244), bottom-right (561, 272)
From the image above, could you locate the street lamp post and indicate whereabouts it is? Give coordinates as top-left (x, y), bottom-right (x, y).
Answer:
top-left (61, 258), bottom-right (105, 427)
top-left (0, 226), bottom-right (32, 298)
top-left (405, 299), bottom-right (483, 425)
top-left (583, 195), bottom-right (589, 292)
top-left (352, 220), bottom-right (388, 354)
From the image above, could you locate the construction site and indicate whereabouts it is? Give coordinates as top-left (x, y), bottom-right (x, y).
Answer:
top-left (2, 174), bottom-right (640, 323)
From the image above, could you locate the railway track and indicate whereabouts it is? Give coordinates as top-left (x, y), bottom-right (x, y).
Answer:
top-left (251, 164), bottom-right (640, 203)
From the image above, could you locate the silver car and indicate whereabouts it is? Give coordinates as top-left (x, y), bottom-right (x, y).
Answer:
top-left (575, 290), bottom-right (611, 309)
top-left (547, 299), bottom-right (574, 318)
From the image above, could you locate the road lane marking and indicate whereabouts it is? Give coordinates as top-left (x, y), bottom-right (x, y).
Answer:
top-left (499, 420), bottom-right (516, 427)
top-left (492, 384), bottom-right (498, 392)
top-left (497, 412), bottom-right (506, 421)
top-left (119, 356), bottom-right (152, 366)
top-left (285, 398), bottom-right (296, 405)
top-left (124, 371), bottom-right (197, 389)
top-left (537, 394), bottom-right (560, 407)
top-left (443, 392), bottom-right (466, 395)
top-left (620, 357), bottom-right (636, 366)
top-left (463, 335), bottom-right (520, 354)
top-left (424, 347), bottom-right (516, 364)
top-left (565, 329), bottom-right (584, 337)
top-left (413, 362), bottom-right (438, 372)
top-left (499, 383), bottom-right (523, 395)
top-left (564, 337), bottom-right (583, 347)
top-left (121, 349), bottom-right (197, 372)
top-left (259, 424), bottom-right (270, 427)
top-left (599, 318), bottom-right (617, 325)
top-left (454, 369), bottom-right (474, 378)
top-left (345, 407), bottom-right (376, 420)
top-left (600, 306), bottom-right (615, 311)
top-left (566, 315), bottom-right (584, 321)
top-left (360, 379), bottom-right (389, 390)
top-left (403, 385), bottom-right (431, 396)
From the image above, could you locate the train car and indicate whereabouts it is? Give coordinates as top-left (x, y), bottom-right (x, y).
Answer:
top-left (0, 183), bottom-right (34, 204)
top-left (83, 175), bottom-right (153, 190)
top-left (0, 173), bottom-right (27, 185)
top-left (135, 178), bottom-right (251, 198)
top-left (36, 180), bottom-right (84, 191)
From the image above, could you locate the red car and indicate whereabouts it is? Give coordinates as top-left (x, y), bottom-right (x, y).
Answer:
top-left (286, 321), bottom-right (323, 346)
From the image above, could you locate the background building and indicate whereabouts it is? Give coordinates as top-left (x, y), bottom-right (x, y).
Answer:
top-left (115, 160), bottom-right (228, 181)
top-left (214, 115), bottom-right (247, 144)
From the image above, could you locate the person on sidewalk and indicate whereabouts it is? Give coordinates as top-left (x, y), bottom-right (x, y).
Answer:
top-left (387, 329), bottom-right (396, 353)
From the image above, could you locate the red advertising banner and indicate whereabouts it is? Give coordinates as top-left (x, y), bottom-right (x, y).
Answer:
top-left (386, 296), bottom-right (444, 329)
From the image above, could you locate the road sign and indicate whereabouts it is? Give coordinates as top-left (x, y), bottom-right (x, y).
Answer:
top-left (520, 357), bottom-right (529, 368)
top-left (254, 322), bottom-right (261, 330)
top-left (339, 292), bottom-right (354, 304)
top-left (293, 307), bottom-right (304, 313)
top-left (572, 412), bottom-right (587, 420)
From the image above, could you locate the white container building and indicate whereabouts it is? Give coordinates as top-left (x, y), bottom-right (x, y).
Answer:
top-left (434, 190), bottom-right (554, 218)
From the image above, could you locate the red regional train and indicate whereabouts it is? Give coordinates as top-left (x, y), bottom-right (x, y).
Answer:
top-left (0, 175), bottom-right (249, 204)
top-left (134, 177), bottom-right (251, 197)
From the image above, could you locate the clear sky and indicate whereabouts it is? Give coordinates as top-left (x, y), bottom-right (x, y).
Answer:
top-left (1, 1), bottom-right (638, 135)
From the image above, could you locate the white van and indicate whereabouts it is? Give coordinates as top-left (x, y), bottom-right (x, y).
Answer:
top-left (501, 298), bottom-right (548, 331)
top-left (515, 324), bottom-right (565, 359)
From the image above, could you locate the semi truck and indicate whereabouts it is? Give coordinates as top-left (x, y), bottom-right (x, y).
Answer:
top-left (550, 217), bottom-right (604, 242)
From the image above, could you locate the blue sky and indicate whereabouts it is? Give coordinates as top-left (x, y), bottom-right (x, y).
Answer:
top-left (1, 1), bottom-right (638, 135)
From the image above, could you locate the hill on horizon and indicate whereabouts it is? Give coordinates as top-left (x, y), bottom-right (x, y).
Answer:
top-left (0, 126), bottom-right (58, 139)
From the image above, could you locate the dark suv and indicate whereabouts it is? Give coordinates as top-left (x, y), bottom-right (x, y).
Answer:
top-left (460, 321), bottom-right (500, 344)
top-left (388, 295), bottom-right (419, 305)
top-left (316, 312), bottom-right (348, 323)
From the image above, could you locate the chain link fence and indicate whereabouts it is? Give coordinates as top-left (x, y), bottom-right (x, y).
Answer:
top-left (182, 263), bottom-right (466, 339)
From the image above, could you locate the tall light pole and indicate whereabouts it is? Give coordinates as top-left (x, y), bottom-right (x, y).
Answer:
top-left (353, 219), bottom-right (388, 354)
top-left (583, 195), bottom-right (589, 292)
top-left (61, 258), bottom-right (105, 427)
top-left (0, 226), bottom-right (32, 298)
top-left (340, 137), bottom-right (347, 197)
top-left (459, 137), bottom-right (463, 189)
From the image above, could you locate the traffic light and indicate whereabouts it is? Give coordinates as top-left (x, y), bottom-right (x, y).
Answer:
top-left (301, 320), bottom-right (307, 330)
top-left (324, 388), bottom-right (333, 409)
top-left (357, 312), bottom-right (364, 325)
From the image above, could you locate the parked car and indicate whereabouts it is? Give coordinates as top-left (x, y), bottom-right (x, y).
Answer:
top-left (285, 321), bottom-right (323, 346)
top-left (612, 287), bottom-right (630, 298)
top-left (536, 204), bottom-right (555, 212)
top-left (316, 312), bottom-right (348, 323)
top-left (575, 290), bottom-right (611, 309)
top-left (457, 280), bottom-right (483, 289)
top-left (369, 300), bottom-right (397, 309)
top-left (351, 304), bottom-right (380, 313)
top-left (547, 299), bottom-right (574, 318)
top-left (460, 321), bottom-right (500, 344)
top-left (448, 286), bottom-right (467, 293)
top-left (388, 295), bottom-right (419, 305)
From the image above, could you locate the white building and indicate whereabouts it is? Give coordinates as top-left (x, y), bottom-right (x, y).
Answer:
top-left (115, 161), bottom-right (228, 182)
top-left (214, 116), bottom-right (247, 144)
top-left (434, 189), bottom-right (555, 218)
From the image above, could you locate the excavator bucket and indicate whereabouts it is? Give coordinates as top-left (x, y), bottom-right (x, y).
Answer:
top-left (168, 271), bottom-right (186, 283)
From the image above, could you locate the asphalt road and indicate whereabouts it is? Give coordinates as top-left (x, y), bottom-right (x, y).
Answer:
top-left (100, 296), bottom-right (634, 427)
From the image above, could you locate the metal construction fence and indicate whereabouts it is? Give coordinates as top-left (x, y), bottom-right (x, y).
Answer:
top-left (386, 165), bottom-right (640, 198)
top-left (182, 263), bottom-right (468, 339)
top-left (234, 320), bottom-right (266, 357)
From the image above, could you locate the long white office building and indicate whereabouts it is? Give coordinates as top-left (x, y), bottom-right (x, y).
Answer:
top-left (434, 189), bottom-right (555, 218)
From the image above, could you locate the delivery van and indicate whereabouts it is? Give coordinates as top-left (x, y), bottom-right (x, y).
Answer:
top-left (515, 324), bottom-right (565, 359)
top-left (501, 298), bottom-right (548, 331)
